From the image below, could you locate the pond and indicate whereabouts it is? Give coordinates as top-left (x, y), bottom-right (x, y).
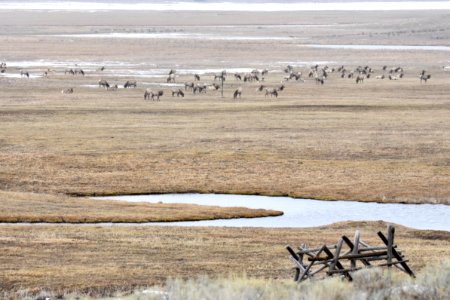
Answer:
top-left (98, 194), bottom-right (450, 231)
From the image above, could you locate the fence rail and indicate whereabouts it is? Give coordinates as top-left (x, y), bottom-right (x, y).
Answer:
top-left (286, 225), bottom-right (415, 282)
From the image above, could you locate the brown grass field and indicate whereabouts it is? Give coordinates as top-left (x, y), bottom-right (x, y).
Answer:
top-left (0, 191), bottom-right (282, 223)
top-left (1, 221), bottom-right (449, 295)
top-left (0, 8), bottom-right (449, 296)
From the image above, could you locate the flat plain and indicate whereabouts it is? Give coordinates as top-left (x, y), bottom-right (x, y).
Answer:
top-left (0, 8), bottom-right (449, 295)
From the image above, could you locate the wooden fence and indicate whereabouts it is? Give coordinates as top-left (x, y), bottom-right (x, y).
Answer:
top-left (286, 225), bottom-right (415, 282)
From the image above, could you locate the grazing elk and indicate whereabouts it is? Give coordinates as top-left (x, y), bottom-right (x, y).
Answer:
top-left (356, 74), bottom-right (365, 84)
top-left (234, 73), bottom-right (242, 81)
top-left (233, 87), bottom-right (242, 99)
top-left (194, 74), bottom-right (200, 81)
top-left (243, 73), bottom-right (259, 82)
top-left (124, 80), bottom-right (137, 88)
top-left (74, 68), bottom-right (85, 76)
top-left (167, 73), bottom-right (176, 83)
top-left (209, 83), bottom-right (220, 91)
top-left (144, 89), bottom-right (164, 101)
top-left (315, 76), bottom-right (325, 85)
top-left (107, 84), bottom-right (118, 91)
top-left (214, 71), bottom-right (226, 81)
top-left (20, 70), bottom-right (30, 78)
top-left (98, 79), bottom-right (110, 88)
top-left (284, 65), bottom-right (294, 73)
top-left (193, 83), bottom-right (207, 94)
top-left (65, 69), bottom-right (75, 75)
top-left (61, 88), bottom-right (74, 94)
top-left (389, 74), bottom-right (399, 80)
top-left (265, 88), bottom-right (278, 98)
top-left (171, 89), bottom-right (185, 97)
top-left (286, 71), bottom-right (303, 82)
top-left (419, 71), bottom-right (431, 83)
top-left (184, 82), bottom-right (195, 91)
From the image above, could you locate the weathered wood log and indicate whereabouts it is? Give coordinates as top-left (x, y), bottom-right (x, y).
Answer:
top-left (298, 245), bottom-right (326, 282)
top-left (323, 244), bottom-right (353, 281)
top-left (377, 230), bottom-right (415, 277)
top-left (342, 235), bottom-right (372, 266)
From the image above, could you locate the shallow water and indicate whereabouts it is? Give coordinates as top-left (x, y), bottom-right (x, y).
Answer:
top-left (1, 1), bottom-right (450, 11)
top-left (98, 194), bottom-right (450, 231)
top-left (0, 72), bottom-right (42, 78)
top-left (306, 44), bottom-right (450, 51)
top-left (53, 33), bottom-right (294, 41)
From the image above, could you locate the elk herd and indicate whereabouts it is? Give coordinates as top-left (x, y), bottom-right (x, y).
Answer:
top-left (0, 61), bottom-right (440, 101)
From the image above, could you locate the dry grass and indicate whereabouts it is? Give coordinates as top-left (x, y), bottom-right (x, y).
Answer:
top-left (0, 190), bottom-right (281, 223)
top-left (0, 221), bottom-right (448, 295)
top-left (0, 10), bottom-right (448, 297)
top-left (0, 11), bottom-right (449, 204)
top-left (0, 72), bottom-right (449, 204)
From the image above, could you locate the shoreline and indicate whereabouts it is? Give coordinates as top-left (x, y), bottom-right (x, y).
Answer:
top-left (1, 1), bottom-right (450, 12)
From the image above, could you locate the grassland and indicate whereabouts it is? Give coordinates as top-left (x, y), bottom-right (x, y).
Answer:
top-left (0, 71), bottom-right (449, 204)
top-left (0, 9), bottom-right (448, 297)
top-left (0, 221), bottom-right (448, 296)
top-left (0, 10), bottom-right (449, 204)
top-left (0, 191), bottom-right (282, 223)
top-left (7, 262), bottom-right (450, 299)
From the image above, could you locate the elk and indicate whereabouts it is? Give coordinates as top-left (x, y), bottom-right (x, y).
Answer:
top-left (243, 73), bottom-right (259, 82)
top-left (209, 83), bottom-right (220, 91)
top-left (214, 71), bottom-right (226, 81)
top-left (233, 87), bottom-right (242, 99)
top-left (167, 74), bottom-right (176, 83)
top-left (98, 79), bottom-right (110, 88)
top-left (74, 68), bottom-right (85, 76)
top-left (124, 80), bottom-right (137, 88)
top-left (355, 74), bottom-right (365, 84)
top-left (389, 74), bottom-right (399, 80)
top-left (144, 89), bottom-right (164, 101)
top-left (315, 77), bottom-right (325, 85)
top-left (61, 88), bottom-right (74, 94)
top-left (234, 73), bottom-right (242, 81)
top-left (184, 82), bottom-right (195, 91)
top-left (194, 74), bottom-right (200, 81)
top-left (287, 71), bottom-right (303, 82)
top-left (107, 84), bottom-right (118, 91)
top-left (193, 84), bottom-right (207, 94)
top-left (65, 69), bottom-right (75, 75)
top-left (265, 88), bottom-right (278, 98)
top-left (419, 72), bottom-right (431, 83)
top-left (20, 70), bottom-right (30, 78)
top-left (284, 65), bottom-right (294, 73)
top-left (171, 89), bottom-right (185, 97)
